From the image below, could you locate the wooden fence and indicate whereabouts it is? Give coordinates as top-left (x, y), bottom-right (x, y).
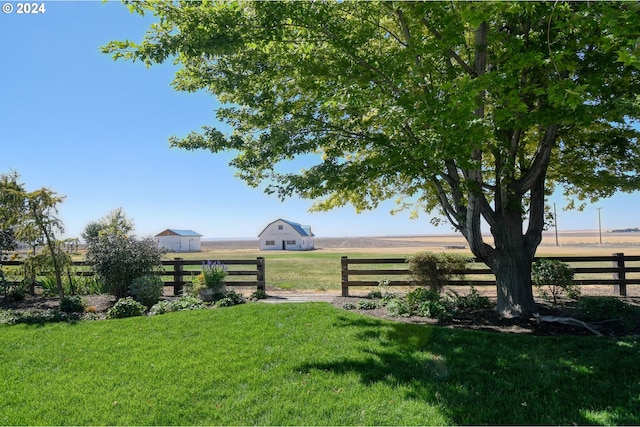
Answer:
top-left (341, 253), bottom-right (640, 297)
top-left (1, 257), bottom-right (266, 296)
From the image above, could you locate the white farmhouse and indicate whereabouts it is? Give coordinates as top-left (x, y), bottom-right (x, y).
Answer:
top-left (258, 219), bottom-right (314, 251)
top-left (155, 229), bottom-right (202, 252)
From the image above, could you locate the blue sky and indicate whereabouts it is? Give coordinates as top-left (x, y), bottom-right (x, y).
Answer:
top-left (1, 1), bottom-right (638, 240)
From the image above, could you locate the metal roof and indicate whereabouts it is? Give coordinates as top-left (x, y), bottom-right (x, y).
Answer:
top-left (156, 229), bottom-right (202, 237)
top-left (258, 219), bottom-right (314, 237)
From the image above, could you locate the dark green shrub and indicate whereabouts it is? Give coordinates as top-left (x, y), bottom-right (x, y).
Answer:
top-left (407, 252), bottom-right (470, 292)
top-left (129, 275), bottom-right (164, 308)
top-left (215, 297), bottom-right (236, 308)
top-left (250, 289), bottom-right (267, 300)
top-left (342, 302), bottom-right (357, 310)
top-left (448, 287), bottom-right (492, 311)
top-left (6, 283), bottom-right (27, 302)
top-left (86, 233), bottom-right (164, 299)
top-left (106, 297), bottom-right (146, 319)
top-left (357, 299), bottom-right (379, 310)
top-left (366, 290), bottom-right (383, 299)
top-left (149, 296), bottom-right (206, 315)
top-left (224, 290), bottom-right (246, 305)
top-left (406, 287), bottom-right (441, 307)
top-left (531, 259), bottom-right (578, 305)
top-left (385, 297), bottom-right (412, 317)
top-left (60, 295), bottom-right (86, 313)
top-left (577, 296), bottom-right (640, 330)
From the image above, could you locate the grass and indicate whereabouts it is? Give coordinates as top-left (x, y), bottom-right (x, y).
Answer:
top-left (1, 303), bottom-right (639, 425)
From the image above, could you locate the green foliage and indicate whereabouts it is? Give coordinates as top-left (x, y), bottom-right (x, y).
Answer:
top-left (214, 290), bottom-right (246, 308)
top-left (202, 260), bottom-right (228, 289)
top-left (577, 296), bottom-right (640, 331)
top-left (448, 287), bottom-right (492, 311)
top-left (1, 304), bottom-right (639, 424)
top-left (384, 297), bottom-right (412, 318)
top-left (5, 282), bottom-right (27, 302)
top-left (249, 289), bottom-right (267, 300)
top-left (342, 302), bottom-right (357, 310)
top-left (102, 1), bottom-right (640, 317)
top-left (407, 252), bottom-right (470, 292)
top-left (106, 297), bottom-right (146, 319)
top-left (531, 259), bottom-right (579, 305)
top-left (149, 296), bottom-right (206, 315)
top-left (60, 295), bottom-right (86, 313)
top-left (129, 275), bottom-right (164, 308)
top-left (356, 299), bottom-right (379, 310)
top-left (86, 233), bottom-right (164, 299)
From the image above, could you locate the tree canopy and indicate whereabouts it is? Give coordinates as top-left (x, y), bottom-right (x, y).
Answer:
top-left (103, 1), bottom-right (640, 316)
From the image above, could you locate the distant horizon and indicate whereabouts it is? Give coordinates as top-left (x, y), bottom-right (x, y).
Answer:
top-left (199, 228), bottom-right (639, 241)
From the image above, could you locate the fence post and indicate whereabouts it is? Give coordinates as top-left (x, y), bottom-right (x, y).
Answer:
top-left (341, 256), bottom-right (349, 297)
top-left (256, 257), bottom-right (265, 292)
top-left (173, 257), bottom-right (184, 296)
top-left (612, 252), bottom-right (627, 296)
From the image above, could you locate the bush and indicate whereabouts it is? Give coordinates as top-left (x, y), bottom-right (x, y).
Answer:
top-left (576, 296), bottom-right (640, 330)
top-left (86, 233), bottom-right (164, 299)
top-left (448, 287), bottom-right (492, 311)
top-left (407, 252), bottom-right (470, 292)
top-left (357, 299), bottom-right (379, 310)
top-left (342, 302), bottom-right (357, 310)
top-left (214, 290), bottom-right (246, 308)
top-left (385, 297), bottom-right (412, 317)
top-left (149, 296), bottom-right (206, 315)
top-left (250, 289), bottom-right (267, 300)
top-left (531, 259), bottom-right (578, 305)
top-left (129, 275), bottom-right (164, 308)
top-left (107, 297), bottom-right (146, 319)
top-left (60, 295), bottom-right (86, 313)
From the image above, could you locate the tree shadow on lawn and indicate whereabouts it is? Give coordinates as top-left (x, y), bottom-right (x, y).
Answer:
top-left (296, 314), bottom-right (640, 425)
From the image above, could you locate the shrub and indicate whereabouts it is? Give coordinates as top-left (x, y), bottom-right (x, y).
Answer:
top-left (406, 287), bottom-right (441, 308)
top-left (60, 295), bottom-right (86, 313)
top-left (407, 252), bottom-right (470, 292)
top-left (249, 289), bottom-right (267, 300)
top-left (531, 259), bottom-right (578, 305)
top-left (149, 296), bottom-right (206, 315)
top-left (385, 297), bottom-right (412, 317)
top-left (224, 290), bottom-right (246, 305)
top-left (215, 297), bottom-right (236, 308)
top-left (106, 297), bottom-right (146, 319)
top-left (357, 299), bottom-right (379, 310)
top-left (448, 287), bottom-right (492, 311)
top-left (576, 296), bottom-right (640, 330)
top-left (129, 275), bottom-right (164, 308)
top-left (86, 233), bottom-right (164, 299)
top-left (342, 302), bottom-right (357, 310)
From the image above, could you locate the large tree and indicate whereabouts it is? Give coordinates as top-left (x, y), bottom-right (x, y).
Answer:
top-left (103, 1), bottom-right (640, 316)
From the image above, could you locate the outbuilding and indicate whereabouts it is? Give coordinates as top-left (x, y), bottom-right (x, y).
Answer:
top-left (155, 229), bottom-right (202, 252)
top-left (258, 219), bottom-right (314, 251)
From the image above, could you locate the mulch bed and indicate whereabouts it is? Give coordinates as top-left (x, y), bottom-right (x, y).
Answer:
top-left (2, 292), bottom-right (639, 337)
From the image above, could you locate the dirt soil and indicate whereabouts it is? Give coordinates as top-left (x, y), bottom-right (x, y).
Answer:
top-left (332, 295), bottom-right (640, 337)
top-left (2, 292), bottom-right (639, 337)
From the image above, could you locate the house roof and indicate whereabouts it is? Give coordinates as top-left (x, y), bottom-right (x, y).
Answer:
top-left (258, 219), bottom-right (314, 237)
top-left (155, 229), bottom-right (202, 237)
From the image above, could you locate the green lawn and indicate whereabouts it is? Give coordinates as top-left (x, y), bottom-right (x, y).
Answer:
top-left (1, 303), bottom-right (638, 425)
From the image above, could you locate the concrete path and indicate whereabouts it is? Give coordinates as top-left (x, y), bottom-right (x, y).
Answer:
top-left (258, 291), bottom-right (338, 304)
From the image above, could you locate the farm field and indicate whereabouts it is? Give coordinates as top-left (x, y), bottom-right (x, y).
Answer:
top-left (162, 230), bottom-right (640, 297)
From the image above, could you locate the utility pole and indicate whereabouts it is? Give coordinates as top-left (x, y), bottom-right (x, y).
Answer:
top-left (597, 208), bottom-right (603, 244)
top-left (554, 203), bottom-right (559, 246)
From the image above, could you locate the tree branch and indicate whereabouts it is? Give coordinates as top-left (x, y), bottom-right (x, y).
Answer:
top-left (421, 18), bottom-right (476, 76)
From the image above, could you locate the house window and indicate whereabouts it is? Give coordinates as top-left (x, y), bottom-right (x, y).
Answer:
top-left (286, 240), bottom-right (296, 245)
top-left (278, 225), bottom-right (283, 230)
top-left (265, 240), bottom-right (275, 246)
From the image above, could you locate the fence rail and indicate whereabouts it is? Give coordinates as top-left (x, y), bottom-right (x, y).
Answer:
top-left (341, 253), bottom-right (640, 297)
top-left (1, 257), bottom-right (266, 296)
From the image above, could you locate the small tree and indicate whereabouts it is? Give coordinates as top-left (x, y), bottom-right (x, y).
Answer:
top-left (531, 259), bottom-right (578, 305)
top-left (407, 252), bottom-right (470, 292)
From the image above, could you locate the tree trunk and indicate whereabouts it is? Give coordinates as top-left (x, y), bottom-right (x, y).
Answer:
top-left (483, 210), bottom-right (538, 317)
top-left (490, 249), bottom-right (537, 317)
